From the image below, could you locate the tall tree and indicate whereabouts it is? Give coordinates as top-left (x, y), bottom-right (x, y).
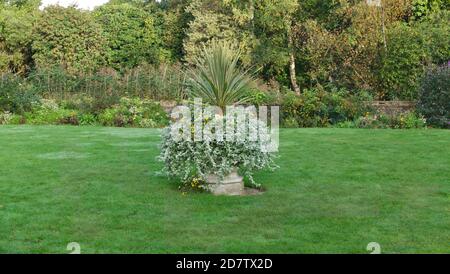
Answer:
top-left (32, 6), bottom-right (106, 74)
top-left (183, 0), bottom-right (255, 66)
top-left (157, 0), bottom-right (193, 61)
top-left (0, 0), bottom-right (39, 74)
top-left (94, 3), bottom-right (163, 69)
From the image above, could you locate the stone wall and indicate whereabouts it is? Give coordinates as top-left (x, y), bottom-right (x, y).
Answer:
top-left (369, 101), bottom-right (416, 115)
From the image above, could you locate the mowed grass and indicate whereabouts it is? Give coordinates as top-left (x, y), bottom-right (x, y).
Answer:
top-left (0, 125), bottom-right (449, 254)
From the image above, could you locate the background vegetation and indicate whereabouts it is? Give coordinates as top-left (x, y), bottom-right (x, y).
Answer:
top-left (0, 0), bottom-right (449, 128)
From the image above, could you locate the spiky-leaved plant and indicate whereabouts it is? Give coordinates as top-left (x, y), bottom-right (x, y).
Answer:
top-left (187, 41), bottom-right (255, 111)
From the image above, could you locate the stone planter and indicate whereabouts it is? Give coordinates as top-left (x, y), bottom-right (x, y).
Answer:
top-left (205, 168), bottom-right (244, 196)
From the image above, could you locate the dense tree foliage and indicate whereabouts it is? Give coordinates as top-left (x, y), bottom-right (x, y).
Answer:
top-left (0, 0), bottom-right (39, 74)
top-left (253, 0), bottom-right (301, 93)
top-left (0, 0), bottom-right (448, 100)
top-left (158, 0), bottom-right (192, 61)
top-left (380, 10), bottom-right (449, 99)
top-left (417, 65), bottom-right (450, 128)
top-left (411, 0), bottom-right (449, 19)
top-left (183, 0), bottom-right (255, 66)
top-left (94, 3), bottom-right (165, 69)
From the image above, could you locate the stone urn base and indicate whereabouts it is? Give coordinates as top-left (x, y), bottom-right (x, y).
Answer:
top-left (205, 169), bottom-right (244, 196)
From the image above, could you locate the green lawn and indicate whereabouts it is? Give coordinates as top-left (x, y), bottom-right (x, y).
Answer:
top-left (0, 125), bottom-right (449, 254)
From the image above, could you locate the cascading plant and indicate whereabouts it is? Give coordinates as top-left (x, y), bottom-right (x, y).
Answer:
top-left (158, 42), bottom-right (278, 193)
top-left (158, 113), bottom-right (278, 190)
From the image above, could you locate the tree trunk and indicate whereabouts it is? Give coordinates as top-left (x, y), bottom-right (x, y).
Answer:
top-left (288, 27), bottom-right (301, 95)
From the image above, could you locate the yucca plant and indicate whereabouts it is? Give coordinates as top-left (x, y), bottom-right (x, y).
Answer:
top-left (187, 41), bottom-right (255, 111)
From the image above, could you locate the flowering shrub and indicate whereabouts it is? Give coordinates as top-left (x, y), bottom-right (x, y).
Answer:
top-left (158, 114), bottom-right (278, 190)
